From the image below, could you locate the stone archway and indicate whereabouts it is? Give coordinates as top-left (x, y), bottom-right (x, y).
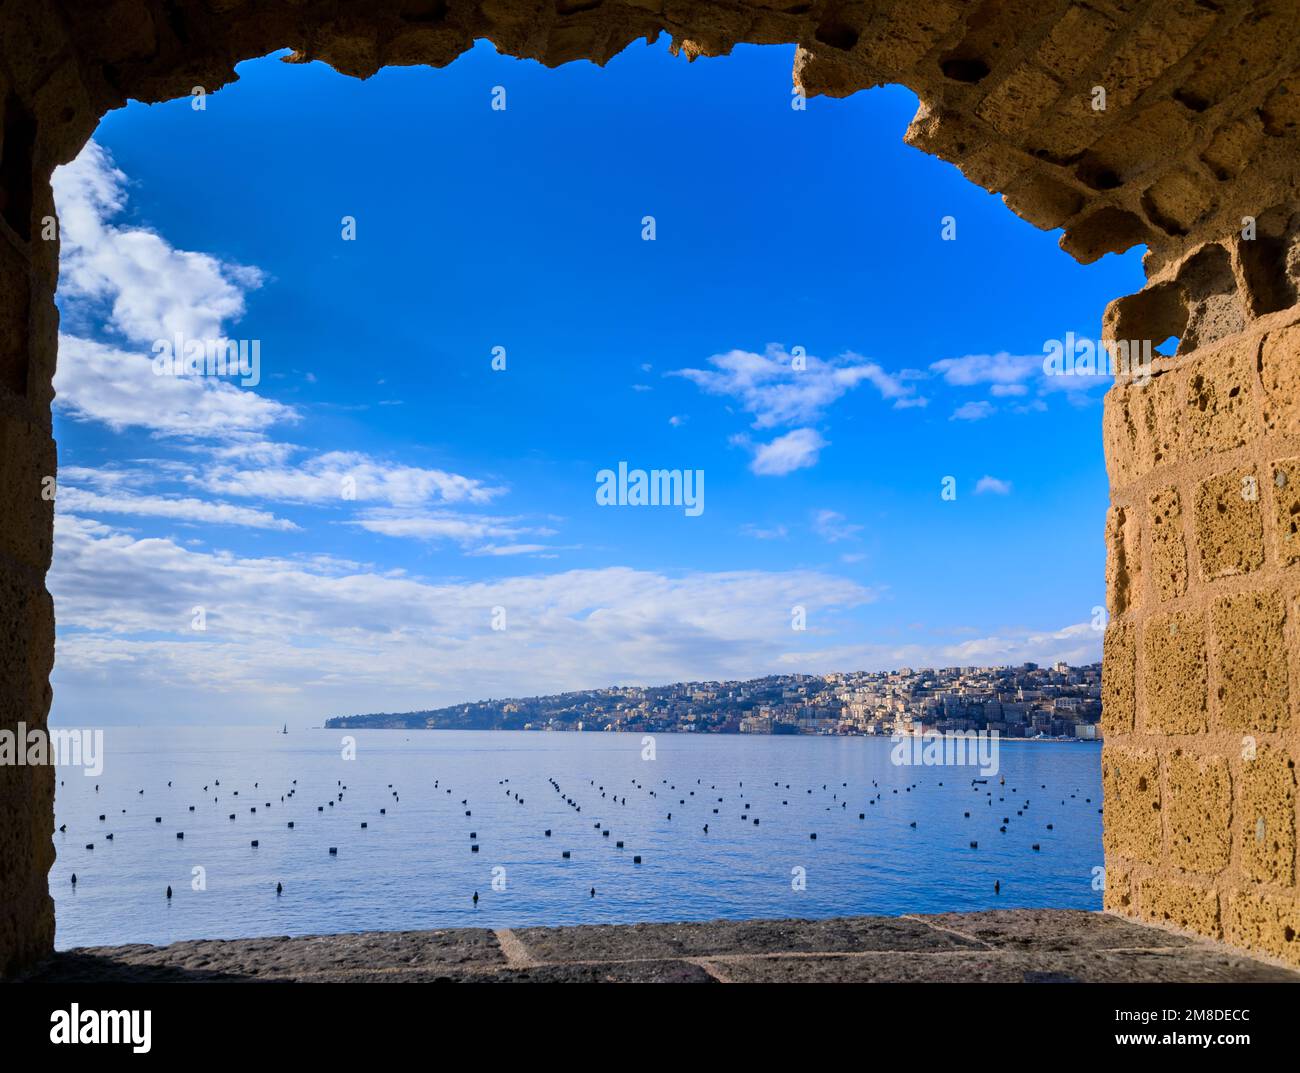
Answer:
top-left (4, 0), bottom-right (1300, 974)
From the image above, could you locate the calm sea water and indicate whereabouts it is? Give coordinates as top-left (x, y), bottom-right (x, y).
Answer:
top-left (50, 727), bottom-right (1103, 949)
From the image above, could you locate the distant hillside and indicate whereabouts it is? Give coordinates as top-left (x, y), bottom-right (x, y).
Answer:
top-left (324, 675), bottom-right (794, 732)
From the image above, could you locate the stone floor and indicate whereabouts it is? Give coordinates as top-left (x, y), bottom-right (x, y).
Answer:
top-left (17, 910), bottom-right (1300, 982)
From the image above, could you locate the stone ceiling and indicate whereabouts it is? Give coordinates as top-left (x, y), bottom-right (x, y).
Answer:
top-left (14, 1), bottom-right (1300, 276)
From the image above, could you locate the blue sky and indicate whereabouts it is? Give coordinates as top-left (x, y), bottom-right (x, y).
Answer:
top-left (48, 40), bottom-right (1145, 725)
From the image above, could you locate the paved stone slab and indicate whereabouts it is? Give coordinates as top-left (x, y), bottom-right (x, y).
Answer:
top-left (512, 915), bottom-right (981, 963)
top-left (257, 959), bottom-right (716, 983)
top-left (915, 909), bottom-right (1194, 951)
top-left (711, 951), bottom-right (1030, 983)
top-left (24, 928), bottom-right (504, 981)
top-left (712, 947), bottom-right (1300, 983)
top-left (17, 912), bottom-right (1298, 983)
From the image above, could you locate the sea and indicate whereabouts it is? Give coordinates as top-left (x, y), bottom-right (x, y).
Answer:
top-left (49, 727), bottom-right (1103, 950)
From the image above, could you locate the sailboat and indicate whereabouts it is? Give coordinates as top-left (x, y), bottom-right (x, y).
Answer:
top-left (281, 723), bottom-right (288, 735)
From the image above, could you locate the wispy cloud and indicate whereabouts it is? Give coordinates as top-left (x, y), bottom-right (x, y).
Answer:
top-left (733, 427), bottom-right (827, 476)
top-left (973, 475), bottom-right (1012, 495)
top-left (951, 400), bottom-right (995, 422)
top-left (812, 509), bottom-right (861, 543)
top-left (50, 515), bottom-right (877, 720)
top-left (930, 352), bottom-right (1042, 388)
top-left (58, 487), bottom-right (298, 531)
top-left (673, 344), bottom-right (921, 429)
top-left (188, 450), bottom-right (502, 508)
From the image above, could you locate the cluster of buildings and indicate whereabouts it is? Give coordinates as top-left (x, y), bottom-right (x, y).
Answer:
top-left (735, 662), bottom-right (1102, 739)
top-left (329, 662), bottom-right (1104, 740)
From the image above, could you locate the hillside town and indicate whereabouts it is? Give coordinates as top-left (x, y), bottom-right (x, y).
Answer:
top-left (327, 662), bottom-right (1104, 740)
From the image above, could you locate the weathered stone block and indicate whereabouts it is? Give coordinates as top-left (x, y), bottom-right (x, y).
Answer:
top-left (1147, 487), bottom-right (1187, 602)
top-left (0, 416), bottom-right (55, 572)
top-left (1103, 860), bottom-right (1133, 914)
top-left (1184, 335), bottom-right (1258, 457)
top-left (975, 62), bottom-right (1062, 137)
top-left (1137, 372), bottom-right (1184, 473)
top-left (1210, 591), bottom-right (1288, 733)
top-left (1106, 505), bottom-right (1140, 617)
top-left (1101, 620), bottom-right (1135, 734)
top-left (1194, 468), bottom-right (1265, 580)
top-left (1102, 386), bottom-right (1140, 488)
top-left (1269, 458), bottom-right (1300, 565)
top-left (1102, 746), bottom-right (1161, 864)
top-left (1143, 611), bottom-right (1207, 733)
top-left (1261, 322), bottom-right (1300, 436)
top-left (1237, 747), bottom-right (1296, 887)
top-left (1223, 891), bottom-right (1300, 967)
top-left (1136, 874), bottom-right (1221, 938)
top-left (1164, 750), bottom-right (1231, 876)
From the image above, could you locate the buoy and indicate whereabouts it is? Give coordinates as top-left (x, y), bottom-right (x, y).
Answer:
top-left (562, 850), bottom-right (571, 859)
top-left (166, 886), bottom-right (172, 899)
top-left (251, 840), bottom-right (259, 847)
top-left (176, 832), bottom-right (184, 839)
top-left (328, 847), bottom-right (337, 855)
top-left (633, 855), bottom-right (642, 864)
top-left (473, 891), bottom-right (479, 904)
top-left (71, 874), bottom-right (77, 885)
top-left (276, 882), bottom-right (283, 895)
top-left (970, 841), bottom-right (978, 849)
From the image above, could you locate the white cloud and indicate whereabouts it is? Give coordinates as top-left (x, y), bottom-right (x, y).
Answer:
top-left (775, 621), bottom-right (1102, 676)
top-left (812, 509), bottom-right (861, 543)
top-left (740, 523), bottom-right (789, 540)
top-left (739, 428), bottom-right (827, 476)
top-left (951, 400), bottom-right (995, 421)
top-left (54, 140), bottom-right (263, 346)
top-left (930, 352), bottom-right (1042, 388)
top-left (350, 508), bottom-right (553, 550)
top-left (54, 334), bottom-right (296, 437)
top-left (973, 476), bottom-right (1012, 495)
top-left (672, 344), bottom-right (919, 429)
top-left (58, 487), bottom-right (298, 530)
top-left (189, 451), bottom-right (502, 508)
top-left (50, 515), bottom-right (877, 721)
top-left (52, 142), bottom-right (296, 441)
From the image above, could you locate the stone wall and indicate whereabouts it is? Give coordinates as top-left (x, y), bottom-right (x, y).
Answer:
top-left (1101, 225), bottom-right (1300, 967)
top-left (3, 0), bottom-right (1300, 973)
